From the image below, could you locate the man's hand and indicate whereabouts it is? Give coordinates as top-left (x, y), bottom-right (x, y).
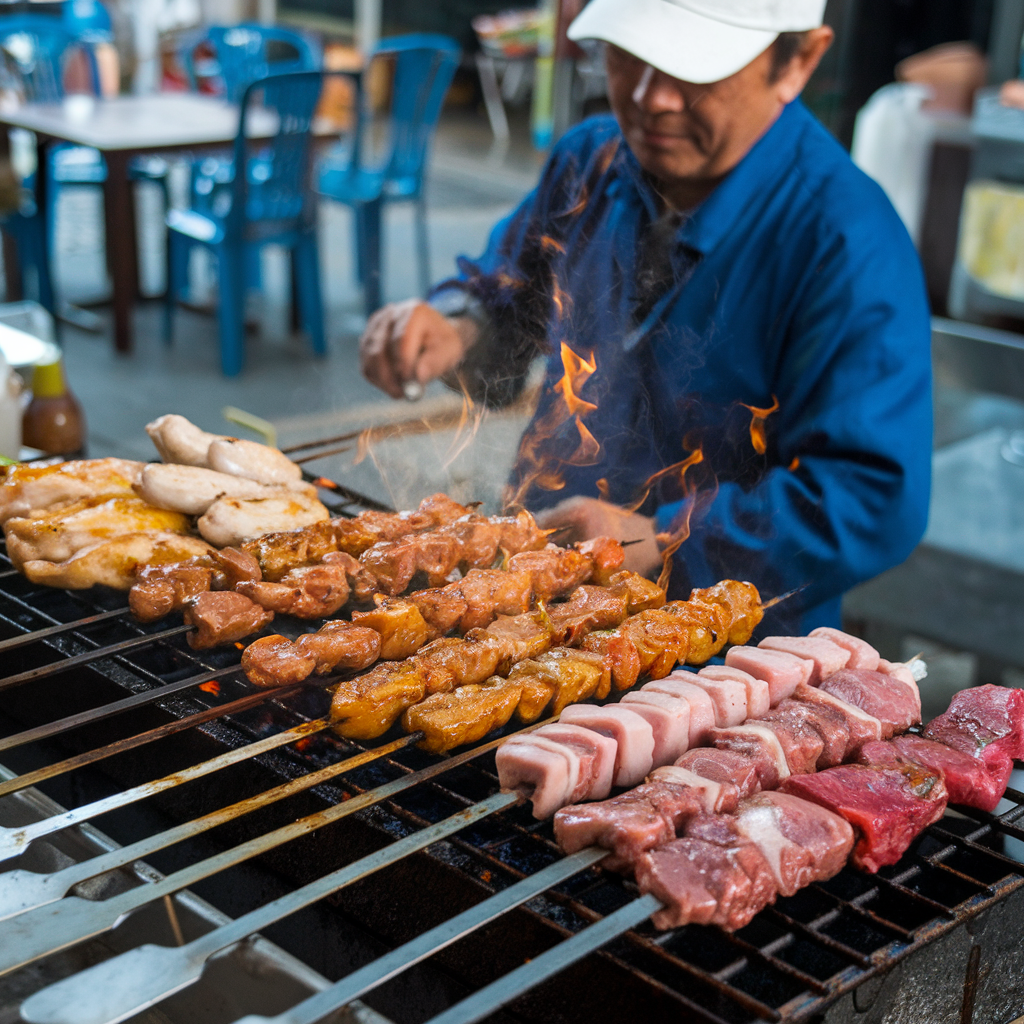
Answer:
top-left (360, 300), bottom-right (476, 400)
top-left (536, 496), bottom-right (663, 576)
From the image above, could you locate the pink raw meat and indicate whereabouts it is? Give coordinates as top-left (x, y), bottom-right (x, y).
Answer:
top-left (620, 690), bottom-right (690, 764)
top-left (859, 736), bottom-right (1011, 814)
top-left (636, 838), bottom-right (773, 930)
top-left (761, 698), bottom-right (849, 770)
top-left (689, 672), bottom-right (748, 727)
top-left (496, 736), bottom-right (581, 819)
top-left (700, 664), bottom-right (771, 719)
top-left (534, 724), bottom-right (617, 801)
top-left (675, 747), bottom-right (761, 797)
top-left (793, 683), bottom-right (882, 756)
top-left (758, 636), bottom-right (850, 685)
top-left (877, 660), bottom-right (922, 719)
top-left (781, 762), bottom-right (947, 872)
top-left (560, 704), bottom-right (655, 787)
top-left (711, 723), bottom-right (791, 789)
top-left (820, 669), bottom-right (920, 738)
top-left (924, 684), bottom-right (1024, 769)
top-left (756, 714), bottom-right (825, 775)
top-left (643, 676), bottom-right (717, 745)
top-left (725, 647), bottom-right (811, 704)
top-left (649, 765), bottom-right (739, 814)
top-left (809, 627), bottom-right (880, 670)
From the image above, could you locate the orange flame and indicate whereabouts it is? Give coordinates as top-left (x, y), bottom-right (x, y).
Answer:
top-left (354, 426), bottom-right (374, 467)
top-left (505, 343), bottom-right (601, 508)
top-left (788, 457), bottom-right (800, 472)
top-left (647, 447), bottom-right (712, 593)
top-left (443, 377), bottom-right (485, 470)
top-left (740, 396), bottom-right (779, 455)
top-left (198, 680), bottom-right (221, 694)
top-left (540, 235), bottom-right (566, 255)
top-left (294, 737), bottom-right (314, 752)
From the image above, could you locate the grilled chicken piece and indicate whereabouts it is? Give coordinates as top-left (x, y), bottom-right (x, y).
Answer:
top-left (409, 586), bottom-right (468, 637)
top-left (663, 599), bottom-right (729, 664)
top-left (210, 547), bottom-right (261, 587)
top-left (454, 568), bottom-right (533, 630)
top-left (4, 495), bottom-right (191, 569)
top-left (577, 535), bottom-right (626, 584)
top-left (0, 458), bottom-right (143, 524)
top-left (352, 597), bottom-right (431, 660)
top-left (513, 649), bottom-right (612, 722)
top-left (22, 532), bottom-right (215, 590)
top-left (242, 621), bottom-right (381, 688)
top-left (331, 660), bottom-right (428, 739)
top-left (403, 679), bottom-right (523, 753)
top-left (146, 414), bottom-right (226, 466)
top-left (184, 591), bottom-right (274, 649)
top-left (130, 562), bottom-right (214, 622)
top-left (238, 562), bottom-right (351, 618)
top-left (548, 584), bottom-right (631, 644)
top-left (607, 571), bottom-right (666, 613)
top-left (690, 580), bottom-right (763, 647)
top-left (135, 463), bottom-right (280, 515)
top-left (207, 438), bottom-right (304, 487)
top-left (242, 636), bottom-right (316, 688)
top-left (197, 491), bottom-right (330, 547)
top-left (508, 545), bottom-right (593, 602)
top-left (357, 494), bottom-right (471, 541)
top-left (413, 635), bottom-right (511, 695)
top-left (243, 520), bottom-right (341, 582)
top-left (360, 533), bottom-right (462, 595)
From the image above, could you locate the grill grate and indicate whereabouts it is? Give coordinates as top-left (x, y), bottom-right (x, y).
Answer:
top-left (0, 510), bottom-right (1023, 1024)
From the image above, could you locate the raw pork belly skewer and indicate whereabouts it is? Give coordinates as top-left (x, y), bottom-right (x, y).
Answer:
top-left (557, 677), bottom-right (1023, 933)
top-left (502, 625), bottom-right (921, 821)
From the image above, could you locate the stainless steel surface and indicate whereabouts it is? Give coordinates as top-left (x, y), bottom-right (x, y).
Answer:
top-left (19, 793), bottom-right (517, 1024)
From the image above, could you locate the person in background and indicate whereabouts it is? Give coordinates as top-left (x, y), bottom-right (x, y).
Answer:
top-left (359, 0), bottom-right (932, 636)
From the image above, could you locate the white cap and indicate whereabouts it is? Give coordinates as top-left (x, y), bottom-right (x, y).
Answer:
top-left (567, 0), bottom-right (827, 85)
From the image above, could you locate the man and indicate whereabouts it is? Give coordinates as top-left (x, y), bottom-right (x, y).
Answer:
top-left (360, 0), bottom-right (932, 635)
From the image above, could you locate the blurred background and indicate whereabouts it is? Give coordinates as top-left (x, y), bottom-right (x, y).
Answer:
top-left (0, 0), bottom-right (1023, 707)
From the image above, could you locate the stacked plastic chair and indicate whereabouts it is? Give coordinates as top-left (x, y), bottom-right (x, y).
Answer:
top-left (317, 34), bottom-right (460, 315)
top-left (164, 70), bottom-right (332, 375)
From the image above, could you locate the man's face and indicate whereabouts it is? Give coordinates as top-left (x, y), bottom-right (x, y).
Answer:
top-left (605, 43), bottom-right (790, 201)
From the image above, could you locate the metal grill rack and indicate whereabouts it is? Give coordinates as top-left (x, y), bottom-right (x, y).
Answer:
top-left (1, 508), bottom-right (1024, 1024)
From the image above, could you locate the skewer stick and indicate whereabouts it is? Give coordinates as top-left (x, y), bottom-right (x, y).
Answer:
top-left (0, 607), bottom-right (128, 655)
top-left (762, 584), bottom-right (807, 611)
top-left (293, 445), bottom-right (353, 465)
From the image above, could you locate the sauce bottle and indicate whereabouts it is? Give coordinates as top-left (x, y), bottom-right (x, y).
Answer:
top-left (22, 359), bottom-right (85, 458)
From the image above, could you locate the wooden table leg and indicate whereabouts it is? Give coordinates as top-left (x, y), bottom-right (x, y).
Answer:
top-left (102, 150), bottom-right (138, 353)
top-left (0, 129), bottom-right (21, 302)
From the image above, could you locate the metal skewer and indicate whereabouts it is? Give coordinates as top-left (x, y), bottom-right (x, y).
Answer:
top-left (0, 623), bottom-right (192, 694)
top-left (0, 664), bottom-right (242, 756)
top-left (0, 734), bottom-right (420, 922)
top-left (0, 606), bottom-right (128, 654)
top-left (225, 848), bottom-right (609, 1024)
top-left (0, 724), bottom-right (544, 977)
top-left (19, 793), bottom-right (518, 1024)
top-left (0, 713), bottom-right (330, 862)
top-left (293, 445), bottom-right (353, 465)
top-left (422, 894), bottom-right (664, 1024)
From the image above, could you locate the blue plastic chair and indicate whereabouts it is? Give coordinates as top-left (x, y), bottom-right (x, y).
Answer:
top-left (164, 70), bottom-right (332, 376)
top-left (317, 34), bottom-right (460, 316)
top-left (0, 14), bottom-right (99, 312)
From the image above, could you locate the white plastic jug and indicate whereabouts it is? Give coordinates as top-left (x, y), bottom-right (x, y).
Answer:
top-left (0, 348), bottom-right (22, 460)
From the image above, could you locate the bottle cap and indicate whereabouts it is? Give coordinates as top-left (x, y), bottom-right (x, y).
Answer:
top-left (32, 359), bottom-right (66, 399)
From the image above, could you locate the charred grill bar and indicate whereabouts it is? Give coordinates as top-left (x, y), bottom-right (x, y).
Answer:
top-left (1, 488), bottom-right (1024, 1024)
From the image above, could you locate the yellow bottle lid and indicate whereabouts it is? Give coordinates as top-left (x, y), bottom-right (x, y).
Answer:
top-left (32, 359), bottom-right (66, 399)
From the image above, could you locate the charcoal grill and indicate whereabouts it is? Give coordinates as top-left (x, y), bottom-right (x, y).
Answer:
top-left (1, 478), bottom-right (1024, 1024)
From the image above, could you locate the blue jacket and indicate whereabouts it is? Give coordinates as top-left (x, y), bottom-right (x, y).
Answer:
top-left (433, 101), bottom-right (932, 635)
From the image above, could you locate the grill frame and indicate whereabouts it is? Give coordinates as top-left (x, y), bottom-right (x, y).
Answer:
top-left (1, 505), bottom-right (1023, 1024)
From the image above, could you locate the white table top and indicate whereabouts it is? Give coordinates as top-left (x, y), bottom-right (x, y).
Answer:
top-left (0, 93), bottom-right (279, 151)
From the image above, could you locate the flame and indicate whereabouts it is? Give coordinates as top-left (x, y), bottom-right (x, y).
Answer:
top-left (646, 447), bottom-right (711, 593)
top-left (505, 343), bottom-right (601, 508)
top-left (567, 419), bottom-right (601, 466)
top-left (443, 377), bottom-right (485, 470)
top-left (556, 344), bottom-right (597, 417)
top-left (313, 475), bottom-right (339, 491)
top-left (294, 736), bottom-right (314, 752)
top-left (234, 642), bottom-right (245, 650)
top-left (540, 235), bottom-right (566, 255)
top-left (354, 426), bottom-right (374, 466)
top-left (551, 277), bottom-right (573, 323)
top-left (596, 477), bottom-right (610, 501)
top-left (739, 396), bottom-right (779, 456)
top-left (198, 680), bottom-right (221, 694)
top-left (789, 457), bottom-right (800, 472)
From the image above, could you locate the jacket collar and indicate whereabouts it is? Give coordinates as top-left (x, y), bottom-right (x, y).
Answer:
top-left (618, 99), bottom-right (811, 256)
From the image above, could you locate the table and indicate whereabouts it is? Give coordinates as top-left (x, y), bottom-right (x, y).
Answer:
top-left (0, 93), bottom-right (278, 353)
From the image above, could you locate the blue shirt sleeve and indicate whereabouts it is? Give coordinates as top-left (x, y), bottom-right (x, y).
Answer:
top-left (656, 200), bottom-right (933, 629)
